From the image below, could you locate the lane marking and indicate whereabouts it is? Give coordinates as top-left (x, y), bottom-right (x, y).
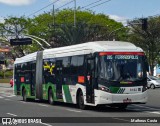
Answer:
top-left (40, 122), bottom-right (53, 126)
top-left (6, 113), bottom-right (17, 117)
top-left (20, 101), bottom-right (26, 104)
top-left (112, 117), bottom-right (130, 122)
top-left (7, 95), bottom-right (16, 97)
top-left (4, 99), bottom-right (11, 101)
top-left (38, 104), bottom-right (49, 107)
top-left (149, 112), bottom-right (160, 115)
top-left (20, 101), bottom-right (36, 105)
top-left (0, 96), bottom-right (4, 98)
top-left (66, 109), bottom-right (81, 113)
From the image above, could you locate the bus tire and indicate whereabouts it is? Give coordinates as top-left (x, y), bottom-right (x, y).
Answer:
top-left (48, 89), bottom-right (54, 105)
top-left (78, 90), bottom-right (87, 110)
top-left (22, 89), bottom-right (28, 102)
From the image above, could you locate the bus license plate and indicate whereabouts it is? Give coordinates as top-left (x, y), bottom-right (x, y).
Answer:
top-left (123, 98), bottom-right (132, 103)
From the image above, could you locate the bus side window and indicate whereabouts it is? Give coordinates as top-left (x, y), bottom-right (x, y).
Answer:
top-left (70, 56), bottom-right (78, 85)
top-left (25, 62), bottom-right (32, 84)
top-left (77, 55), bottom-right (85, 75)
top-left (62, 57), bottom-right (70, 85)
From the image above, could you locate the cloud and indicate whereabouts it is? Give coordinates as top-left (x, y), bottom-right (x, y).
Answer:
top-left (109, 14), bottom-right (128, 26)
top-left (0, 17), bottom-right (5, 23)
top-left (0, 0), bottom-right (36, 6)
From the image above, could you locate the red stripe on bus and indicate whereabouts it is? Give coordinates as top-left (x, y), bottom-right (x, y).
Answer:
top-left (99, 52), bottom-right (144, 56)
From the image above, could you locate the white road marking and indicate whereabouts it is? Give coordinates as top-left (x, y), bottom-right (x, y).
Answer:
top-left (112, 117), bottom-right (130, 122)
top-left (6, 95), bottom-right (16, 97)
top-left (40, 122), bottom-right (53, 126)
top-left (149, 112), bottom-right (160, 115)
top-left (0, 96), bottom-right (4, 98)
top-left (4, 99), bottom-right (11, 101)
top-left (6, 113), bottom-right (17, 117)
top-left (20, 101), bottom-right (26, 104)
top-left (133, 105), bottom-right (160, 115)
top-left (66, 109), bottom-right (81, 113)
top-left (38, 104), bottom-right (49, 107)
top-left (19, 101), bottom-right (35, 105)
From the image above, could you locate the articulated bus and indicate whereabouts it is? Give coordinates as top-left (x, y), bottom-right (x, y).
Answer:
top-left (14, 41), bottom-right (149, 109)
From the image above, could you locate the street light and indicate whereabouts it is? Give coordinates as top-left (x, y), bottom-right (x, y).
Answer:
top-left (25, 36), bottom-right (45, 50)
top-left (25, 34), bottom-right (51, 47)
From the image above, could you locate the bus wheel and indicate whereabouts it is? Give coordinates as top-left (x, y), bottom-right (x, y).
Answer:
top-left (22, 89), bottom-right (27, 102)
top-left (78, 91), bottom-right (87, 110)
top-left (48, 89), bottom-right (54, 105)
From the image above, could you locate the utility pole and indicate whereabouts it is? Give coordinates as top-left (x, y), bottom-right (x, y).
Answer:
top-left (52, 4), bottom-right (55, 46)
top-left (74, 0), bottom-right (76, 27)
top-left (52, 4), bottom-right (55, 28)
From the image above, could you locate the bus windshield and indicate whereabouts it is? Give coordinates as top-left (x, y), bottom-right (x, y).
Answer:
top-left (99, 54), bottom-right (146, 81)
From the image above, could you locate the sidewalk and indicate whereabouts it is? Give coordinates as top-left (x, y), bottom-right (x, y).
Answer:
top-left (0, 83), bottom-right (10, 88)
top-left (0, 83), bottom-right (13, 95)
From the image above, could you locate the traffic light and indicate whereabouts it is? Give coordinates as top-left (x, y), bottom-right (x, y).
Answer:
top-left (142, 18), bottom-right (148, 31)
top-left (10, 38), bottom-right (32, 46)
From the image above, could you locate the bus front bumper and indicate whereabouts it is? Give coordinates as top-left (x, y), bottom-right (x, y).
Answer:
top-left (95, 90), bottom-right (148, 105)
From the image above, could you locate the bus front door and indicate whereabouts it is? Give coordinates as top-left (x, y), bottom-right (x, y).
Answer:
top-left (86, 58), bottom-right (95, 104)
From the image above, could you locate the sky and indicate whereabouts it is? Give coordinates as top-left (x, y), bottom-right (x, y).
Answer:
top-left (0, 0), bottom-right (160, 24)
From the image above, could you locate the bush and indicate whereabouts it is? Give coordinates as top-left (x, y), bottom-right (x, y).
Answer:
top-left (0, 70), bottom-right (13, 79)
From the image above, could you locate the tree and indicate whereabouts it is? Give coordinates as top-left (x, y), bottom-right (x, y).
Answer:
top-left (30, 9), bottom-right (128, 47)
top-left (128, 17), bottom-right (160, 75)
top-left (0, 16), bottom-right (44, 58)
top-left (0, 9), bottom-right (128, 59)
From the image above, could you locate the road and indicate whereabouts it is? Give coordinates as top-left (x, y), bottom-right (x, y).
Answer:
top-left (0, 83), bottom-right (160, 126)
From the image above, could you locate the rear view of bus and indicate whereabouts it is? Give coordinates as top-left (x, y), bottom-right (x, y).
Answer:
top-left (95, 50), bottom-right (148, 109)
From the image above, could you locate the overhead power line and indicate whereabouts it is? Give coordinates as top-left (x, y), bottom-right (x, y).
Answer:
top-left (86, 0), bottom-right (111, 10)
top-left (27, 0), bottom-right (61, 17)
top-left (27, 0), bottom-right (111, 18)
top-left (81, 0), bottom-right (104, 9)
top-left (55, 0), bottom-right (74, 11)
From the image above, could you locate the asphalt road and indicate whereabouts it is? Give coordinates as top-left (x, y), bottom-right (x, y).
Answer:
top-left (0, 83), bottom-right (160, 126)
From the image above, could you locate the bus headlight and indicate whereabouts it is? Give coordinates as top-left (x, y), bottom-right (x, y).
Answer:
top-left (98, 86), bottom-right (111, 93)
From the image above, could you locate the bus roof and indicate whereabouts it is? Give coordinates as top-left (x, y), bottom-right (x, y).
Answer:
top-left (43, 41), bottom-right (143, 59)
top-left (14, 41), bottom-right (143, 64)
top-left (14, 52), bottom-right (37, 64)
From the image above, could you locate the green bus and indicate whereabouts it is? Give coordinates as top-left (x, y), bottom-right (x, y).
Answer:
top-left (14, 41), bottom-right (149, 109)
